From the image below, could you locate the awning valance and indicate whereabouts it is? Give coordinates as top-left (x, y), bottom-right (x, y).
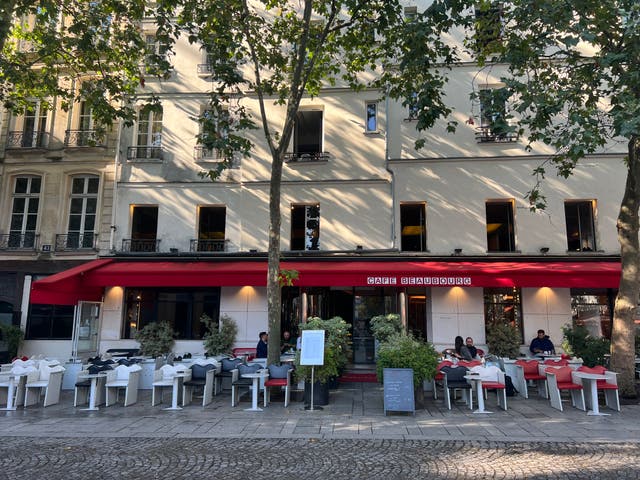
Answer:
top-left (30, 258), bottom-right (622, 305)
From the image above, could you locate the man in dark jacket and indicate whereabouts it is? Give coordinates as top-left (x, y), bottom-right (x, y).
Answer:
top-left (256, 332), bottom-right (268, 358)
top-left (529, 329), bottom-right (555, 355)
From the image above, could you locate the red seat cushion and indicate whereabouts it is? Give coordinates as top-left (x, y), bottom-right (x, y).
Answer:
top-left (264, 379), bottom-right (288, 387)
top-left (481, 382), bottom-right (505, 389)
top-left (556, 382), bottom-right (582, 390)
top-left (596, 381), bottom-right (617, 390)
top-left (546, 366), bottom-right (573, 383)
top-left (524, 374), bottom-right (546, 381)
top-left (434, 372), bottom-right (444, 380)
top-left (578, 365), bottom-right (606, 375)
top-left (544, 359), bottom-right (568, 367)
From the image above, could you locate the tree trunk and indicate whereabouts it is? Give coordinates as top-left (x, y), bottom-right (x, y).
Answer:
top-left (0, 0), bottom-right (18, 54)
top-left (266, 150), bottom-right (285, 366)
top-left (610, 136), bottom-right (640, 398)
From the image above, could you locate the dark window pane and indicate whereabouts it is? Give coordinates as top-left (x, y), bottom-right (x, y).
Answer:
top-left (294, 111), bottom-right (322, 154)
top-left (27, 199), bottom-right (39, 214)
top-left (486, 201), bottom-right (515, 252)
top-left (72, 178), bottom-right (85, 194)
top-left (29, 177), bottom-right (41, 193)
top-left (14, 178), bottom-right (28, 194)
top-left (400, 203), bottom-right (427, 252)
top-left (484, 287), bottom-right (523, 342)
top-left (87, 177), bottom-right (99, 193)
top-left (70, 198), bottom-right (84, 214)
top-left (86, 198), bottom-right (97, 214)
top-left (12, 198), bottom-right (25, 214)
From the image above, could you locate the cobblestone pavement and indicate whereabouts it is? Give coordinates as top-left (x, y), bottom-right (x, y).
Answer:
top-left (1, 437), bottom-right (639, 479)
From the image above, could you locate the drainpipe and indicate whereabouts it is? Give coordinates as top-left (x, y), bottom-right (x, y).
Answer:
top-left (109, 118), bottom-right (123, 253)
top-left (383, 84), bottom-right (396, 250)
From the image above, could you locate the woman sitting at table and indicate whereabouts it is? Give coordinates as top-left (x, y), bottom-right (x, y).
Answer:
top-left (443, 336), bottom-right (473, 361)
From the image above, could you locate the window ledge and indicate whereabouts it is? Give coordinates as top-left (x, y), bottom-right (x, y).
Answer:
top-left (363, 130), bottom-right (382, 136)
top-left (127, 157), bottom-right (163, 164)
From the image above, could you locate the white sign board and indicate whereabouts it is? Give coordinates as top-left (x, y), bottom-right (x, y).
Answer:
top-left (300, 330), bottom-right (325, 366)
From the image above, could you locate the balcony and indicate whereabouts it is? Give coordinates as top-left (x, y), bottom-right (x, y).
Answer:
top-left (0, 233), bottom-right (39, 251)
top-left (6, 131), bottom-right (49, 149)
top-left (197, 63), bottom-right (214, 75)
top-left (64, 130), bottom-right (106, 147)
top-left (121, 238), bottom-right (161, 253)
top-left (55, 233), bottom-right (97, 252)
top-left (127, 146), bottom-right (163, 160)
top-left (193, 146), bottom-right (223, 161)
top-left (190, 239), bottom-right (227, 252)
top-left (284, 151), bottom-right (330, 162)
top-left (475, 126), bottom-right (519, 143)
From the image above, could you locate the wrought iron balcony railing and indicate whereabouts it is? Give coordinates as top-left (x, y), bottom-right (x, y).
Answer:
top-left (55, 233), bottom-right (97, 251)
top-left (127, 146), bottom-right (163, 160)
top-left (284, 151), bottom-right (330, 162)
top-left (0, 233), bottom-right (39, 251)
top-left (121, 238), bottom-right (161, 253)
top-left (193, 146), bottom-right (223, 160)
top-left (197, 63), bottom-right (215, 75)
top-left (6, 131), bottom-right (49, 149)
top-left (475, 126), bottom-right (519, 143)
top-left (190, 239), bottom-right (227, 252)
top-left (64, 130), bottom-right (106, 147)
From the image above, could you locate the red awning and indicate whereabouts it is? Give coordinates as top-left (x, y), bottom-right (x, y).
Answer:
top-left (30, 258), bottom-right (621, 305)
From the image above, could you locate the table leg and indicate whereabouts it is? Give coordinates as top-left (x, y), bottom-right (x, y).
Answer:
top-left (586, 379), bottom-right (609, 416)
top-left (244, 377), bottom-right (263, 412)
top-left (473, 379), bottom-right (492, 414)
top-left (0, 377), bottom-right (17, 411)
top-left (81, 377), bottom-right (100, 411)
top-left (164, 376), bottom-right (183, 411)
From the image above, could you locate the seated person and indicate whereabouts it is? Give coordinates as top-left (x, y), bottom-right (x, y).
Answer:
top-left (465, 337), bottom-right (478, 359)
top-left (529, 329), bottom-right (555, 355)
top-left (256, 331), bottom-right (268, 358)
top-left (443, 335), bottom-right (473, 361)
top-left (281, 330), bottom-right (297, 353)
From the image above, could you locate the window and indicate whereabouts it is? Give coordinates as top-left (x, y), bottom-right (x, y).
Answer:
top-left (195, 108), bottom-right (228, 160)
top-left (477, 87), bottom-right (517, 142)
top-left (144, 34), bottom-right (169, 74)
top-left (565, 200), bottom-right (597, 252)
top-left (129, 104), bottom-right (163, 159)
top-left (571, 288), bottom-right (614, 339)
top-left (292, 109), bottom-right (324, 160)
top-left (123, 288), bottom-right (221, 339)
top-left (407, 92), bottom-right (419, 120)
top-left (26, 304), bottom-right (74, 339)
top-left (127, 205), bottom-right (158, 252)
top-left (484, 287), bottom-right (523, 342)
top-left (8, 102), bottom-right (48, 148)
top-left (486, 200), bottom-right (515, 252)
top-left (291, 204), bottom-right (320, 251)
top-left (64, 176), bottom-right (99, 250)
top-left (365, 101), bottom-right (378, 133)
top-left (400, 203), bottom-right (427, 252)
top-left (9, 176), bottom-right (40, 249)
top-left (474, 1), bottom-right (503, 53)
top-left (196, 206), bottom-right (226, 251)
top-left (65, 101), bottom-right (103, 147)
top-left (404, 6), bottom-right (418, 21)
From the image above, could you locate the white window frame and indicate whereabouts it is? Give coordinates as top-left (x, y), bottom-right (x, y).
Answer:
top-left (10, 175), bottom-right (41, 247)
top-left (135, 105), bottom-right (163, 147)
top-left (365, 101), bottom-right (379, 133)
top-left (67, 175), bottom-right (99, 249)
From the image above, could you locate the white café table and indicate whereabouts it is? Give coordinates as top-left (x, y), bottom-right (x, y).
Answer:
top-left (164, 371), bottom-right (188, 411)
top-left (0, 373), bottom-right (28, 411)
top-left (574, 371), bottom-right (610, 416)
top-left (77, 372), bottom-right (108, 411)
top-left (464, 374), bottom-right (491, 414)
top-left (241, 370), bottom-right (269, 412)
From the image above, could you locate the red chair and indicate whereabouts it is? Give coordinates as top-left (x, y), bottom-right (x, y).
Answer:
top-left (264, 367), bottom-right (292, 408)
top-left (515, 359), bottom-right (547, 398)
top-left (545, 366), bottom-right (585, 412)
top-left (577, 365), bottom-right (620, 412)
top-left (476, 348), bottom-right (485, 358)
top-left (543, 359), bottom-right (568, 367)
top-left (431, 360), bottom-right (453, 400)
top-left (232, 348), bottom-right (257, 362)
top-left (457, 360), bottom-right (482, 368)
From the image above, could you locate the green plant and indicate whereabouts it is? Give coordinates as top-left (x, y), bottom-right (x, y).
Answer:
top-left (562, 324), bottom-right (611, 367)
top-left (486, 323), bottom-right (521, 359)
top-left (294, 316), bottom-right (351, 384)
top-left (376, 333), bottom-right (439, 388)
top-left (370, 313), bottom-right (403, 343)
top-left (0, 324), bottom-right (24, 359)
top-left (135, 322), bottom-right (176, 358)
top-left (201, 313), bottom-right (238, 356)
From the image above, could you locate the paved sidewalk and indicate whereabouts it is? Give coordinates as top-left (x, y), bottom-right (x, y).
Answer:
top-left (2, 383), bottom-right (639, 443)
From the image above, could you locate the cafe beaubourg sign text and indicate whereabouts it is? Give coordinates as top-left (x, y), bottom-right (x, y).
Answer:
top-left (366, 276), bottom-right (472, 286)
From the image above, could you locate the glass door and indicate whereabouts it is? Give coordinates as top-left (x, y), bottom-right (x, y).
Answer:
top-left (72, 301), bottom-right (101, 358)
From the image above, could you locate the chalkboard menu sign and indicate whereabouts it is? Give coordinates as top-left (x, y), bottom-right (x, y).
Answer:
top-left (383, 368), bottom-right (415, 415)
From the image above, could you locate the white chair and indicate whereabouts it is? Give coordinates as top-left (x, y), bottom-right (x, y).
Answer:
top-left (105, 364), bottom-right (142, 406)
top-left (469, 365), bottom-right (508, 411)
top-left (545, 366), bottom-right (585, 412)
top-left (182, 361), bottom-right (219, 407)
top-left (24, 364), bottom-right (65, 407)
top-left (152, 364), bottom-right (181, 406)
top-left (0, 365), bottom-right (35, 408)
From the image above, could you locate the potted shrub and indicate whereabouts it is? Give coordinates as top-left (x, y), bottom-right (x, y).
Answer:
top-left (0, 324), bottom-right (24, 361)
top-left (562, 323), bottom-right (610, 367)
top-left (135, 322), bottom-right (176, 358)
top-left (370, 313), bottom-right (403, 359)
top-left (294, 316), bottom-right (351, 405)
top-left (201, 313), bottom-right (238, 356)
top-left (376, 333), bottom-right (439, 408)
top-left (486, 323), bottom-right (521, 359)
